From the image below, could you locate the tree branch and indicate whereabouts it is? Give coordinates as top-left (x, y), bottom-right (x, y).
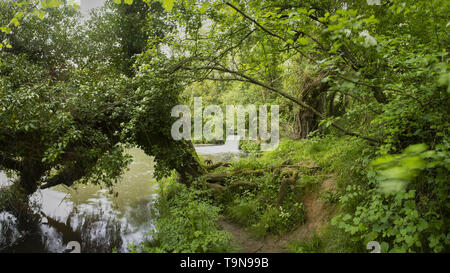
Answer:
top-left (225, 2), bottom-right (315, 62)
top-left (40, 164), bottom-right (85, 190)
top-left (179, 65), bottom-right (381, 143)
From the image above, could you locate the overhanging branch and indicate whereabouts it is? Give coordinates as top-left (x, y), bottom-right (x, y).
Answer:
top-left (180, 64), bottom-right (382, 144)
top-left (40, 165), bottom-right (85, 190)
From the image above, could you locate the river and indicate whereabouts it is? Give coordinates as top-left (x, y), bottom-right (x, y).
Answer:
top-left (0, 138), bottom-right (242, 253)
top-left (1, 148), bottom-right (157, 253)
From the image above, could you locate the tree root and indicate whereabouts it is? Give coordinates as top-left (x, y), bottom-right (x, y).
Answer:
top-left (276, 177), bottom-right (303, 209)
top-left (203, 161), bottom-right (315, 205)
top-left (275, 168), bottom-right (303, 209)
top-left (205, 180), bottom-right (258, 198)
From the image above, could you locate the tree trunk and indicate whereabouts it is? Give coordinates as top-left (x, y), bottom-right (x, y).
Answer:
top-left (174, 142), bottom-right (206, 184)
top-left (18, 158), bottom-right (44, 195)
top-left (294, 80), bottom-right (329, 139)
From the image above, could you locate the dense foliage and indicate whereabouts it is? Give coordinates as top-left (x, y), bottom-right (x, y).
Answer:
top-left (145, 0), bottom-right (449, 253)
top-left (135, 176), bottom-right (234, 253)
top-left (0, 0), bottom-right (203, 197)
top-left (0, 0), bottom-right (448, 253)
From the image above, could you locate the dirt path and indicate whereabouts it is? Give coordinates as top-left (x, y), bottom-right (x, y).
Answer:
top-left (218, 174), bottom-right (337, 253)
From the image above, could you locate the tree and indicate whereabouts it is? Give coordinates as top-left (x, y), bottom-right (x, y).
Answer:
top-left (86, 0), bottom-right (171, 76)
top-left (86, 0), bottom-right (205, 181)
top-left (0, 0), bottom-right (205, 198)
top-left (144, 0), bottom-right (385, 143)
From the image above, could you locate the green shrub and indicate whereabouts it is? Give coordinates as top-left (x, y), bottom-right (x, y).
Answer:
top-left (286, 233), bottom-right (323, 253)
top-left (333, 187), bottom-right (449, 253)
top-left (140, 179), bottom-right (234, 253)
top-left (331, 143), bottom-right (450, 253)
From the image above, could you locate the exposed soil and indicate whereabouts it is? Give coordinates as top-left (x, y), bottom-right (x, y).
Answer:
top-left (218, 173), bottom-right (337, 253)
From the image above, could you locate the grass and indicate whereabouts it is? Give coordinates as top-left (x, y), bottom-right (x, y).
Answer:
top-left (223, 135), bottom-right (376, 250)
top-left (144, 135), bottom-right (377, 252)
top-left (287, 225), bottom-right (360, 253)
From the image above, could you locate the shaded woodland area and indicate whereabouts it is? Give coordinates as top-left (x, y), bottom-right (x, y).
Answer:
top-left (0, 0), bottom-right (449, 253)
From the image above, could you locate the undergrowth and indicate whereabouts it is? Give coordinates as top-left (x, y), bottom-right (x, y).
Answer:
top-left (140, 134), bottom-right (449, 253)
top-left (137, 173), bottom-right (235, 253)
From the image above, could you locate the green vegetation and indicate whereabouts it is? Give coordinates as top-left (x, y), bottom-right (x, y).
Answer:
top-left (1, 0), bottom-right (449, 253)
top-left (143, 135), bottom-right (448, 253)
top-left (135, 176), bottom-right (235, 253)
top-left (0, 0), bottom-right (203, 198)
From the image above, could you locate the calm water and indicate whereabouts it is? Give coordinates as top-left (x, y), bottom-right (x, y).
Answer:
top-left (0, 148), bottom-right (158, 253)
top-left (0, 139), bottom-right (243, 253)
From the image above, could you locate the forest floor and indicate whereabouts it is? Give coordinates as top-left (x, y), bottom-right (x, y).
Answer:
top-left (218, 174), bottom-right (338, 253)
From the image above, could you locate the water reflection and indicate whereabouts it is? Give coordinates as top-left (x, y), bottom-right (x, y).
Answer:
top-left (1, 139), bottom-right (244, 253)
top-left (1, 148), bottom-right (157, 253)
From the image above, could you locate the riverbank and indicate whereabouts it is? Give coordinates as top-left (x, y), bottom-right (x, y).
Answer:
top-left (217, 173), bottom-right (337, 253)
top-left (3, 135), bottom-right (448, 253)
top-left (139, 135), bottom-right (375, 253)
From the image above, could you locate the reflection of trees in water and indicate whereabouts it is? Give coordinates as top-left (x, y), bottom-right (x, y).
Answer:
top-left (74, 208), bottom-right (124, 253)
top-left (1, 182), bottom-right (156, 253)
top-left (0, 212), bottom-right (21, 251)
top-left (0, 195), bottom-right (125, 253)
top-left (0, 185), bottom-right (43, 252)
top-left (41, 193), bottom-right (126, 253)
top-left (0, 211), bottom-right (44, 253)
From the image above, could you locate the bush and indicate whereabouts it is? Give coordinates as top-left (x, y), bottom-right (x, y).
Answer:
top-left (226, 197), bottom-right (260, 226)
top-left (332, 142), bottom-right (450, 253)
top-left (139, 178), bottom-right (234, 253)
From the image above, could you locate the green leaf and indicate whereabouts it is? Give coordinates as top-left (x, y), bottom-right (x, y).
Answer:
top-left (380, 242), bottom-right (389, 253)
top-left (10, 17), bottom-right (19, 27)
top-left (298, 37), bottom-right (309, 46)
top-left (162, 0), bottom-right (174, 12)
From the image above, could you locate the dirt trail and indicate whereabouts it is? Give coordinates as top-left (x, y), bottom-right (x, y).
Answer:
top-left (218, 174), bottom-right (337, 253)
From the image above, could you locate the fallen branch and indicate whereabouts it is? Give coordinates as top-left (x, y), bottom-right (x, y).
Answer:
top-left (204, 162), bottom-right (231, 171)
top-left (203, 169), bottom-right (266, 184)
